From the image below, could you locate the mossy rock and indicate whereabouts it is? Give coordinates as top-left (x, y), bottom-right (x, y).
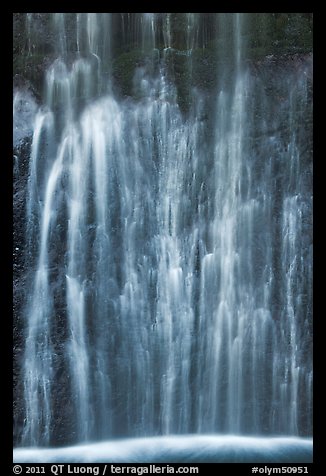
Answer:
top-left (13, 13), bottom-right (313, 107)
top-left (112, 49), bottom-right (147, 97)
top-left (246, 13), bottom-right (312, 57)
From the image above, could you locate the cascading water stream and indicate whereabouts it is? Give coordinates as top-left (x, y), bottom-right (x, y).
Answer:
top-left (13, 13), bottom-right (312, 455)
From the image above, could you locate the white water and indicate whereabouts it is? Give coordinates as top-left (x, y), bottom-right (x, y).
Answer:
top-left (14, 13), bottom-right (312, 450)
top-left (14, 435), bottom-right (313, 463)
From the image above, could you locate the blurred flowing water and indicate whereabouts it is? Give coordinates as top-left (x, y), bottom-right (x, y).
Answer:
top-left (13, 13), bottom-right (312, 449)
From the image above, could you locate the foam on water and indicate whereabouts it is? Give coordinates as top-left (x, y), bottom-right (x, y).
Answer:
top-left (14, 435), bottom-right (312, 463)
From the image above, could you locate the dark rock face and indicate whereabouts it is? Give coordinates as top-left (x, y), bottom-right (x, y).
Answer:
top-left (13, 137), bottom-right (31, 444)
top-left (13, 89), bottom-right (38, 444)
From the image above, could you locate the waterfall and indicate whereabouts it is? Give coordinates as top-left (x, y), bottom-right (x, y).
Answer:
top-left (13, 13), bottom-right (312, 449)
